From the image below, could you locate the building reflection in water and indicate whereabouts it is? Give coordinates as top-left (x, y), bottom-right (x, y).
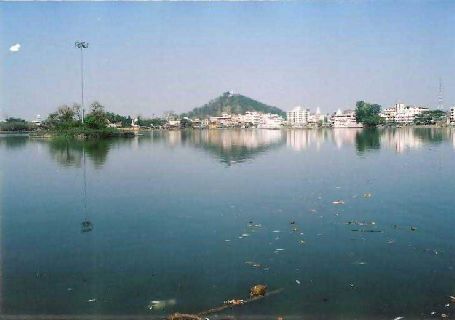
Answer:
top-left (380, 128), bottom-right (423, 153)
top-left (161, 129), bottom-right (286, 165)
top-left (285, 127), bottom-right (455, 154)
top-left (1, 128), bottom-right (454, 170)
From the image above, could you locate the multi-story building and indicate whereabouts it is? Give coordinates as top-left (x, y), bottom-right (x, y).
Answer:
top-left (395, 106), bottom-right (429, 124)
top-left (380, 103), bottom-right (429, 124)
top-left (241, 111), bottom-right (262, 126)
top-left (450, 107), bottom-right (455, 123)
top-left (286, 106), bottom-right (309, 126)
top-left (331, 109), bottom-right (363, 128)
top-left (257, 113), bottom-right (285, 129)
top-left (209, 113), bottom-right (233, 127)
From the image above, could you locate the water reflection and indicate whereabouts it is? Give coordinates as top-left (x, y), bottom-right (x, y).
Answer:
top-left (181, 129), bottom-right (285, 165)
top-left (48, 138), bottom-right (111, 168)
top-left (286, 128), bottom-right (454, 154)
top-left (1, 128), bottom-right (454, 168)
top-left (0, 135), bottom-right (29, 150)
top-left (355, 129), bottom-right (381, 153)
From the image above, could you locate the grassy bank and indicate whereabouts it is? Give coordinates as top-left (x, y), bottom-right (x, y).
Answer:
top-left (30, 127), bottom-right (136, 139)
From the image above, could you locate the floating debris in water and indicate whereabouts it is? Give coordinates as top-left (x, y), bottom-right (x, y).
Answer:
top-left (363, 193), bottom-right (372, 198)
top-left (272, 230), bottom-right (281, 233)
top-left (332, 200), bottom-right (345, 205)
top-left (148, 299), bottom-right (176, 310)
top-left (299, 240), bottom-right (306, 245)
top-left (295, 280), bottom-right (301, 285)
top-left (224, 299), bottom-right (245, 306)
top-left (346, 221), bottom-right (376, 226)
top-left (241, 233), bottom-right (250, 237)
top-left (87, 298), bottom-right (96, 303)
top-left (353, 261), bottom-right (367, 265)
top-left (250, 284), bottom-right (267, 297)
top-left (351, 229), bottom-right (382, 233)
top-left (410, 226), bottom-right (417, 231)
top-left (424, 248), bottom-right (439, 255)
top-left (392, 317), bottom-right (404, 320)
top-left (81, 220), bottom-right (93, 233)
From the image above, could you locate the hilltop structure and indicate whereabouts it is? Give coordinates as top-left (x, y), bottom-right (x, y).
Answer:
top-left (182, 92), bottom-right (285, 119)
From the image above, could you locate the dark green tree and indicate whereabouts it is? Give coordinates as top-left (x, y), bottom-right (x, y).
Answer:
top-left (355, 101), bottom-right (384, 127)
top-left (180, 118), bottom-right (193, 128)
top-left (84, 102), bottom-right (108, 129)
top-left (106, 112), bottom-right (132, 127)
top-left (44, 104), bottom-right (81, 129)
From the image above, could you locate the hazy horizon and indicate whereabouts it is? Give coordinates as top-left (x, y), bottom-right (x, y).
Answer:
top-left (1, 1), bottom-right (454, 120)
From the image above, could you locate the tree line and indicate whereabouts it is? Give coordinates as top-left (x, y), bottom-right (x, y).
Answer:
top-left (1, 102), bottom-right (167, 132)
top-left (354, 101), bottom-right (448, 127)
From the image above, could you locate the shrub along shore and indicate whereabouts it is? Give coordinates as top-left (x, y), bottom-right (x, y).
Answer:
top-left (12, 102), bottom-right (138, 140)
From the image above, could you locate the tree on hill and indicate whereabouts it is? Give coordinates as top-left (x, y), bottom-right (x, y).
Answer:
top-left (355, 101), bottom-right (384, 127)
top-left (182, 92), bottom-right (285, 118)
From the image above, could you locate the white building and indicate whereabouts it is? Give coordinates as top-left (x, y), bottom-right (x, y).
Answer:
top-left (168, 119), bottom-right (181, 128)
top-left (241, 111), bottom-right (262, 126)
top-left (307, 107), bottom-right (326, 125)
top-left (257, 113), bottom-right (284, 129)
top-left (31, 114), bottom-right (42, 126)
top-left (331, 109), bottom-right (363, 128)
top-left (395, 106), bottom-right (429, 124)
top-left (450, 107), bottom-right (455, 123)
top-left (380, 103), bottom-right (429, 124)
top-left (287, 106), bottom-right (309, 126)
top-left (209, 113), bottom-right (232, 127)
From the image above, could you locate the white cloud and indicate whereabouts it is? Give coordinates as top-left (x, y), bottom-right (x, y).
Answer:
top-left (9, 43), bottom-right (21, 52)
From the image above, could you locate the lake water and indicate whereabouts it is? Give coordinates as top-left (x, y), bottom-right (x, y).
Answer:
top-left (1, 128), bottom-right (455, 319)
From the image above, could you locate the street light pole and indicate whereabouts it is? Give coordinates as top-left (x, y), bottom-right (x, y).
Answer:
top-left (75, 41), bottom-right (89, 123)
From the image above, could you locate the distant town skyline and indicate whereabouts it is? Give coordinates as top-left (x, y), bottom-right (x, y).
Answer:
top-left (1, 1), bottom-right (454, 119)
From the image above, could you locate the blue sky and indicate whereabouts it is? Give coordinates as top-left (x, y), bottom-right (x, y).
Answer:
top-left (1, 1), bottom-right (454, 119)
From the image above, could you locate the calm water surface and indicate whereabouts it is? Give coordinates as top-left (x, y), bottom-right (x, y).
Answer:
top-left (1, 128), bottom-right (455, 319)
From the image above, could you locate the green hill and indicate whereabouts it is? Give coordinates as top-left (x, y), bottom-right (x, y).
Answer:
top-left (182, 92), bottom-right (285, 118)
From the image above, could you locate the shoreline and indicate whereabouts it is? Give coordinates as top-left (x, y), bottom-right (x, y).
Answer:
top-left (0, 124), bottom-right (453, 136)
